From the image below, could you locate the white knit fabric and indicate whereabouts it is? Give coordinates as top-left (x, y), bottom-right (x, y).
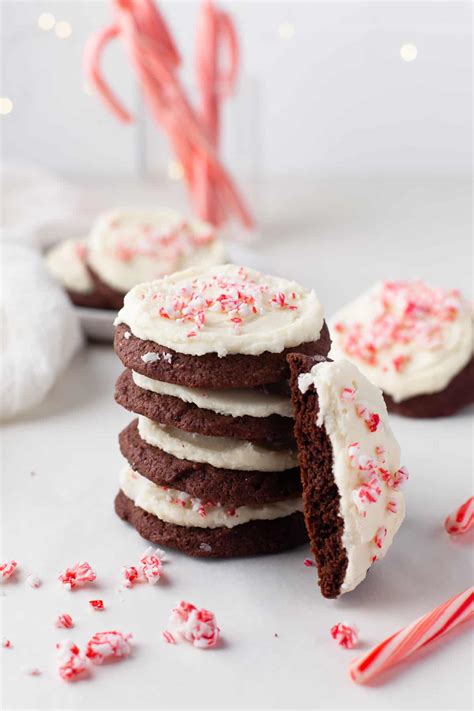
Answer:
top-left (0, 163), bottom-right (86, 420)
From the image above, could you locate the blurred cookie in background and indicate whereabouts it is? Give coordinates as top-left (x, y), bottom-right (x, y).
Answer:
top-left (45, 208), bottom-right (225, 311)
top-left (329, 280), bottom-right (473, 418)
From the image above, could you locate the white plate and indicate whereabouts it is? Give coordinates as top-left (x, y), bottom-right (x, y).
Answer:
top-left (76, 244), bottom-right (265, 342)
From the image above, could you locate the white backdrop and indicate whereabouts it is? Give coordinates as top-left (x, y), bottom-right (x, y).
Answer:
top-left (1, 0), bottom-right (471, 179)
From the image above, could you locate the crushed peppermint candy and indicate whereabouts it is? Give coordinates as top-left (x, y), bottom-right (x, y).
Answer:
top-left (58, 561), bottom-right (97, 590)
top-left (89, 599), bottom-right (105, 611)
top-left (56, 614), bottom-right (74, 629)
top-left (110, 219), bottom-right (214, 264)
top-left (375, 445), bottom-right (386, 464)
top-left (121, 548), bottom-right (167, 588)
top-left (386, 499), bottom-right (399, 514)
top-left (162, 630), bottom-right (176, 644)
top-left (356, 404), bottom-right (381, 432)
top-left (0, 560), bottom-right (18, 582)
top-left (330, 623), bottom-right (359, 649)
top-left (334, 281), bottom-right (462, 367)
top-left (303, 558), bottom-right (315, 567)
top-left (374, 526), bottom-right (388, 549)
top-left (139, 547), bottom-right (163, 584)
top-left (380, 465), bottom-right (409, 491)
top-left (123, 331), bottom-right (131, 339)
top-left (56, 640), bottom-right (89, 682)
top-left (169, 601), bottom-right (220, 649)
top-left (352, 476), bottom-right (382, 514)
top-left (340, 387), bottom-right (356, 402)
top-left (26, 573), bottom-right (41, 588)
top-left (2, 637), bottom-right (12, 648)
top-left (85, 631), bottom-right (133, 664)
top-left (121, 565), bottom-right (140, 588)
top-left (137, 266), bottom-right (301, 339)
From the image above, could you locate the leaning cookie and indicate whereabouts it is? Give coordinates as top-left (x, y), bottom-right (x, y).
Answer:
top-left (288, 354), bottom-right (407, 598)
top-left (329, 281), bottom-right (473, 418)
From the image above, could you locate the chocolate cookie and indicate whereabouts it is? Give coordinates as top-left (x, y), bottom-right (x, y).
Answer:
top-left (288, 353), bottom-right (347, 599)
top-left (115, 369), bottom-right (294, 447)
top-left (67, 288), bottom-right (112, 310)
top-left (114, 321), bottom-right (331, 389)
top-left (119, 419), bottom-right (301, 506)
top-left (383, 356), bottom-right (474, 418)
top-left (115, 490), bottom-right (307, 558)
top-left (86, 265), bottom-right (125, 311)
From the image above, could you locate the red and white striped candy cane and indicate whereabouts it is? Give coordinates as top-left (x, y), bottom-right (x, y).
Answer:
top-left (349, 587), bottom-right (474, 684)
top-left (445, 496), bottom-right (474, 536)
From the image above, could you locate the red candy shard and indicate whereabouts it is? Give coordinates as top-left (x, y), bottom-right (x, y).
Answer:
top-left (374, 526), bottom-right (388, 549)
top-left (386, 465), bottom-right (409, 491)
top-left (58, 562), bottom-right (96, 590)
top-left (56, 614), bottom-right (74, 629)
top-left (1, 637), bottom-right (12, 648)
top-left (122, 565), bottom-right (140, 588)
top-left (139, 547), bottom-right (164, 585)
top-left (162, 630), bottom-right (176, 644)
top-left (170, 600), bottom-right (220, 649)
top-left (85, 631), bottom-right (133, 664)
top-left (89, 599), bottom-right (105, 611)
top-left (331, 622), bottom-right (359, 649)
top-left (56, 640), bottom-right (88, 682)
top-left (303, 558), bottom-right (314, 567)
top-left (0, 560), bottom-right (17, 582)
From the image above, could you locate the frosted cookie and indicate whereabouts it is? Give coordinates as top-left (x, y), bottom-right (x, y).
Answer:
top-left (113, 264), bottom-right (330, 557)
top-left (115, 490), bottom-right (307, 558)
top-left (119, 420), bottom-right (302, 506)
top-left (45, 239), bottom-right (100, 308)
top-left (116, 419), bottom-right (306, 558)
top-left (288, 355), bottom-right (407, 598)
top-left (87, 208), bottom-right (225, 293)
top-left (330, 281), bottom-right (473, 418)
top-left (115, 264), bottom-right (330, 388)
top-left (115, 369), bottom-right (294, 447)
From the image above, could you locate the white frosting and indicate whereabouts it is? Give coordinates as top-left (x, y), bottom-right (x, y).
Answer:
top-left (329, 281), bottom-right (473, 402)
top-left (115, 264), bottom-right (324, 357)
top-left (137, 416), bottom-right (298, 472)
top-left (299, 359), bottom-right (406, 595)
top-left (87, 208), bottom-right (225, 293)
top-left (120, 465), bottom-right (303, 529)
top-left (45, 239), bottom-right (93, 293)
top-left (132, 371), bottom-right (293, 418)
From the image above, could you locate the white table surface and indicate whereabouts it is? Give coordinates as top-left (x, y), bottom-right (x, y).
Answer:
top-left (2, 178), bottom-right (473, 710)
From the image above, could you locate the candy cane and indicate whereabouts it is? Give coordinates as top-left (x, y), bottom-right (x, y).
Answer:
top-left (349, 587), bottom-right (474, 684)
top-left (84, 0), bottom-right (253, 229)
top-left (445, 496), bottom-right (474, 536)
top-left (194, 2), bottom-right (239, 225)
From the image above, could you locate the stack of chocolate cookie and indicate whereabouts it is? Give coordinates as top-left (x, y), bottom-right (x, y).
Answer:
top-left (113, 264), bottom-right (330, 557)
